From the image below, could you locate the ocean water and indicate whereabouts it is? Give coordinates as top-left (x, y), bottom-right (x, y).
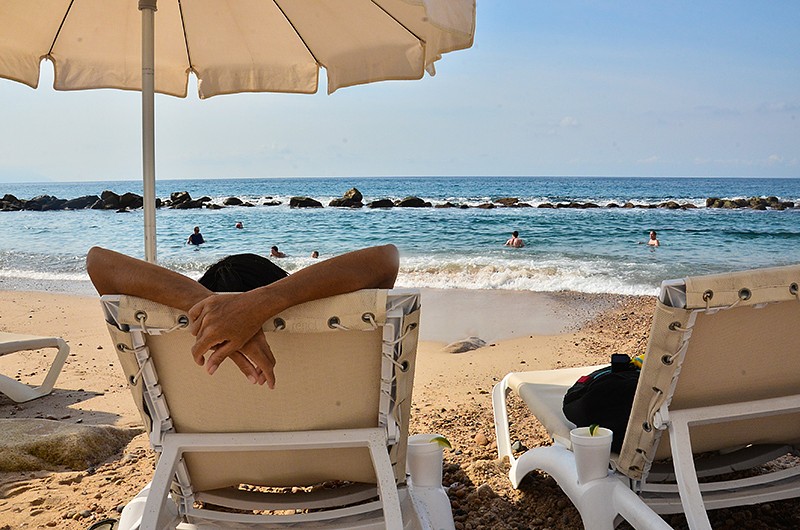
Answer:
top-left (1, 176), bottom-right (799, 296)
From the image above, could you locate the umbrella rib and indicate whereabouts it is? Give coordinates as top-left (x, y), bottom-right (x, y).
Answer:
top-left (370, 0), bottom-right (425, 44)
top-left (47, 0), bottom-right (76, 57)
top-left (271, 0), bottom-right (321, 66)
top-left (177, 0), bottom-right (195, 73)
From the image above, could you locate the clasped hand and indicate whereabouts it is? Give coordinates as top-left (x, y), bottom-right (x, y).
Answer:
top-left (188, 291), bottom-right (276, 389)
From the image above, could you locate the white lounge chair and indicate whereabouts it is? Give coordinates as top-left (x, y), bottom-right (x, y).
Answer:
top-left (101, 289), bottom-right (454, 530)
top-left (0, 331), bottom-right (69, 402)
top-left (493, 264), bottom-right (800, 529)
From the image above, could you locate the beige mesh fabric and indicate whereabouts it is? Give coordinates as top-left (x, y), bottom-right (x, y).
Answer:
top-left (0, 0), bottom-right (475, 98)
top-left (616, 264), bottom-right (800, 480)
top-left (108, 290), bottom-right (419, 492)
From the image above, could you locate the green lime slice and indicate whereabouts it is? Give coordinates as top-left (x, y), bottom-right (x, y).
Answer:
top-left (429, 435), bottom-right (452, 449)
top-left (589, 424), bottom-right (600, 436)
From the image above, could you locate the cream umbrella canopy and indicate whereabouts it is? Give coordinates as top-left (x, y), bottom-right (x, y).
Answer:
top-left (0, 0), bottom-right (475, 262)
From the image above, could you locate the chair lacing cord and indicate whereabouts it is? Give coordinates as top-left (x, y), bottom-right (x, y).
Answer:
top-left (382, 351), bottom-right (407, 372)
top-left (362, 312), bottom-right (378, 330)
top-left (644, 386), bottom-right (665, 432)
top-left (383, 325), bottom-right (416, 346)
top-left (135, 311), bottom-right (189, 335)
top-left (131, 356), bottom-right (152, 386)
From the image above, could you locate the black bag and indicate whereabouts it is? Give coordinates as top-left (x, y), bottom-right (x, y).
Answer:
top-left (562, 354), bottom-right (640, 453)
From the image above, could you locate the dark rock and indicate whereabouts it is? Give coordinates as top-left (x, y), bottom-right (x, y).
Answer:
top-left (174, 199), bottom-right (205, 209)
top-left (771, 203), bottom-right (786, 211)
top-left (205, 203), bottom-right (223, 210)
top-left (734, 198), bottom-right (748, 207)
top-left (607, 203), bottom-right (620, 208)
top-left (514, 202), bottom-right (533, 208)
top-left (396, 196), bottom-right (430, 207)
top-left (100, 190), bottom-right (121, 209)
top-left (766, 196), bottom-right (780, 204)
top-left (622, 202), bottom-right (635, 208)
top-left (170, 191), bottom-right (191, 206)
top-left (753, 204), bottom-right (767, 210)
top-left (261, 200), bottom-right (280, 206)
top-left (782, 201), bottom-right (794, 208)
top-left (342, 188), bottom-right (363, 202)
top-left (663, 201), bottom-right (681, 210)
top-left (475, 202), bottom-right (495, 209)
top-left (538, 203), bottom-right (555, 208)
top-left (706, 197), bottom-right (719, 207)
top-left (223, 197), bottom-right (243, 206)
top-left (582, 202), bottom-right (600, 209)
top-left (329, 198), bottom-right (363, 208)
top-left (119, 192), bottom-right (143, 210)
top-left (722, 200), bottom-right (738, 209)
top-left (682, 203), bottom-right (697, 209)
top-left (368, 199), bottom-right (394, 208)
top-left (494, 197), bottom-right (519, 207)
top-left (289, 196), bottom-right (323, 208)
top-left (435, 202), bottom-right (459, 208)
top-left (63, 195), bottom-right (101, 210)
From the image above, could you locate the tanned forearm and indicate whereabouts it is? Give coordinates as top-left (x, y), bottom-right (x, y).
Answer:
top-left (86, 246), bottom-right (212, 310)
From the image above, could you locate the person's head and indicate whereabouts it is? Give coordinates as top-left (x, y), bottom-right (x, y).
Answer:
top-left (235, 221), bottom-right (243, 229)
top-left (512, 231), bottom-right (519, 238)
top-left (193, 226), bottom-right (200, 233)
top-left (198, 253), bottom-right (288, 292)
top-left (311, 250), bottom-right (319, 258)
top-left (650, 231), bottom-right (657, 239)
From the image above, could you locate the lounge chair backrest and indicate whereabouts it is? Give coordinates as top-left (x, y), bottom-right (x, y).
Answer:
top-left (103, 290), bottom-right (420, 492)
top-left (617, 264), bottom-right (800, 480)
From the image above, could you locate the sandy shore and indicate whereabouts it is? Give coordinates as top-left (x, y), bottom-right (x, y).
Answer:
top-left (1, 288), bottom-right (799, 529)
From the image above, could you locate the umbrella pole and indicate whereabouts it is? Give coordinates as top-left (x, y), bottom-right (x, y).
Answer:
top-left (140, 0), bottom-right (157, 263)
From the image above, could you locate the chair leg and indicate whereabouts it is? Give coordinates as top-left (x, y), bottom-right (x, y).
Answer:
top-left (668, 418), bottom-right (713, 530)
top-left (512, 445), bottom-right (672, 530)
top-left (492, 376), bottom-right (515, 462)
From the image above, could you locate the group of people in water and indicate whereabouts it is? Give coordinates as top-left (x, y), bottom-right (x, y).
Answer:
top-left (187, 225), bottom-right (319, 259)
top-left (503, 229), bottom-right (660, 248)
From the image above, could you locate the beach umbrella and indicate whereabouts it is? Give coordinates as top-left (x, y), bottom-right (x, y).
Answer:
top-left (0, 0), bottom-right (475, 263)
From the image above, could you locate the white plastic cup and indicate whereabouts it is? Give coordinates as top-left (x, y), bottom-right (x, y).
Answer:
top-left (406, 434), bottom-right (445, 487)
top-left (570, 427), bottom-right (613, 484)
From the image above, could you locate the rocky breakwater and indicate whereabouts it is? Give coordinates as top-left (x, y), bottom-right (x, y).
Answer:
top-left (706, 196), bottom-right (795, 210)
top-left (2, 188), bottom-right (797, 213)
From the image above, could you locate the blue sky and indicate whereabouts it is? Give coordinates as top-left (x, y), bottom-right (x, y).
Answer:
top-left (1, 1), bottom-right (798, 183)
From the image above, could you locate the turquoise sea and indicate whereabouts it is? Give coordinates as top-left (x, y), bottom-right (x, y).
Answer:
top-left (1, 176), bottom-right (798, 296)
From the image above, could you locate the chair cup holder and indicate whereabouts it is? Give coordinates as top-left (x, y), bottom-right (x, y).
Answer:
top-left (570, 427), bottom-right (613, 484)
top-left (407, 434), bottom-right (445, 487)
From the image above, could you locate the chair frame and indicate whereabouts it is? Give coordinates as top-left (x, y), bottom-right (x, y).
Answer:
top-left (103, 290), bottom-right (453, 530)
top-left (0, 332), bottom-right (69, 402)
top-left (493, 265), bottom-right (800, 530)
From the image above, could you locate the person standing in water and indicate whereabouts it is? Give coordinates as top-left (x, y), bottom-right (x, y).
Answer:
top-left (504, 230), bottom-right (525, 248)
top-left (187, 226), bottom-right (205, 246)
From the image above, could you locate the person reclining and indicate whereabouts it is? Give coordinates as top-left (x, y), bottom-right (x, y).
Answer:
top-left (86, 245), bottom-right (399, 390)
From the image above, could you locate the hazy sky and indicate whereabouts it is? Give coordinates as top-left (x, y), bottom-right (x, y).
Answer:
top-left (1, 1), bottom-right (798, 183)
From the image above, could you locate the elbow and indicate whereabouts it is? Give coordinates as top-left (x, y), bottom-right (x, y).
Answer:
top-left (378, 244), bottom-right (400, 288)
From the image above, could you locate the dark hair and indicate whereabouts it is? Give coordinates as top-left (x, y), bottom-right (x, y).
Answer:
top-left (512, 231), bottom-right (519, 237)
top-left (198, 253), bottom-right (288, 292)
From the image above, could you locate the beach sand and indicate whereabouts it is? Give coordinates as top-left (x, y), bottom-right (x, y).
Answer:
top-left (1, 289), bottom-right (798, 529)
